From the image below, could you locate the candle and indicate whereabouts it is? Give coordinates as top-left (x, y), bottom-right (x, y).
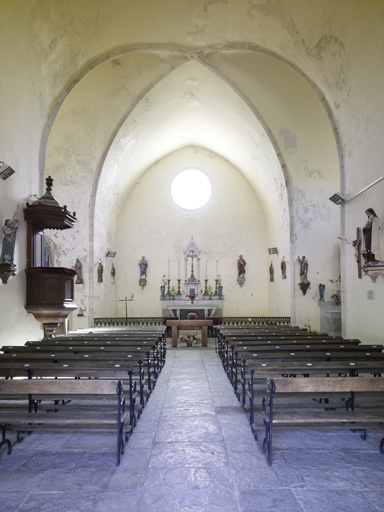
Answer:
top-left (216, 260), bottom-right (218, 278)
top-left (168, 260), bottom-right (170, 278)
top-left (205, 260), bottom-right (208, 279)
top-left (178, 259), bottom-right (180, 279)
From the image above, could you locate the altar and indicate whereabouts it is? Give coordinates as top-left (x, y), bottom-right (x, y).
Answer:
top-left (162, 298), bottom-right (222, 320)
top-left (166, 319), bottom-right (213, 347)
top-left (160, 237), bottom-right (224, 320)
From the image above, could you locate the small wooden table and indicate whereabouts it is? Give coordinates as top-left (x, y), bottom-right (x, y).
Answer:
top-left (166, 320), bottom-right (213, 347)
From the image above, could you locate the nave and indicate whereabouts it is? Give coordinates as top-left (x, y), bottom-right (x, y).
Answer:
top-left (1, 339), bottom-right (383, 512)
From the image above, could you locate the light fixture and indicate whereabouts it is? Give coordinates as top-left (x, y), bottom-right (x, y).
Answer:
top-left (330, 176), bottom-right (384, 205)
top-left (268, 248), bottom-right (278, 255)
top-left (0, 162), bottom-right (15, 180)
top-left (106, 251), bottom-right (116, 258)
top-left (329, 193), bottom-right (346, 205)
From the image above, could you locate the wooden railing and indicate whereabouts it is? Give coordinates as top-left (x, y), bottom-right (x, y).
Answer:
top-left (212, 316), bottom-right (291, 326)
top-left (93, 317), bottom-right (168, 327)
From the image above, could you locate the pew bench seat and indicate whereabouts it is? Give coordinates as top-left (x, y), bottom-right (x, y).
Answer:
top-left (0, 379), bottom-right (130, 466)
top-left (260, 377), bottom-right (384, 465)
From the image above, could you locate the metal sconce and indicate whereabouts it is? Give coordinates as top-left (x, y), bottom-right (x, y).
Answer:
top-left (0, 162), bottom-right (15, 180)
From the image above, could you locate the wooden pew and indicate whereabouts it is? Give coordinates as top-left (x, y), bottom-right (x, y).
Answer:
top-left (229, 345), bottom-right (384, 395)
top-left (0, 379), bottom-right (130, 466)
top-left (246, 360), bottom-right (384, 429)
top-left (260, 377), bottom-right (384, 465)
top-left (0, 351), bottom-right (153, 409)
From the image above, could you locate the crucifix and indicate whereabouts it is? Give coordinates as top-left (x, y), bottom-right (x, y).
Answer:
top-left (119, 294), bottom-right (134, 325)
top-left (353, 228), bottom-right (362, 279)
top-left (188, 251), bottom-right (196, 279)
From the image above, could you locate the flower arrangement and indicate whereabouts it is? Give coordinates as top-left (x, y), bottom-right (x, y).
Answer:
top-left (179, 334), bottom-right (200, 346)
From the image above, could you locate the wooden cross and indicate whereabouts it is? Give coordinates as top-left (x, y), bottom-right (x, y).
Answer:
top-left (353, 228), bottom-right (362, 279)
top-left (119, 295), bottom-right (134, 325)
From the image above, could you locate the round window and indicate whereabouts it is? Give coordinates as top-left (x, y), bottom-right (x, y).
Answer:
top-left (170, 169), bottom-right (212, 210)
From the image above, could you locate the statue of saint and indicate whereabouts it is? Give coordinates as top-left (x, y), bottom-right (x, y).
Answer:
top-left (139, 256), bottom-right (148, 279)
top-left (97, 260), bottom-right (103, 283)
top-left (0, 205), bottom-right (20, 264)
top-left (297, 256), bottom-right (309, 283)
top-left (160, 274), bottom-right (167, 298)
top-left (362, 208), bottom-right (381, 263)
top-left (269, 262), bottom-right (274, 282)
top-left (111, 263), bottom-right (116, 283)
top-left (237, 255), bottom-right (246, 278)
top-left (318, 283), bottom-right (325, 301)
top-left (73, 258), bottom-right (84, 284)
top-left (281, 257), bottom-right (287, 279)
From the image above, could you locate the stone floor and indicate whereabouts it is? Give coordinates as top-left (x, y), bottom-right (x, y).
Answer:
top-left (1, 339), bottom-right (384, 512)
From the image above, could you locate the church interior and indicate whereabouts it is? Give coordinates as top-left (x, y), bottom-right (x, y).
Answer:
top-left (1, 1), bottom-right (384, 510)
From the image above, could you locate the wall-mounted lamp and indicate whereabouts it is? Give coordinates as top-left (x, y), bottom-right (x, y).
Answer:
top-left (329, 193), bottom-right (346, 205)
top-left (0, 162), bottom-right (15, 180)
top-left (106, 251), bottom-right (116, 257)
top-left (329, 176), bottom-right (384, 205)
top-left (268, 247), bottom-right (278, 255)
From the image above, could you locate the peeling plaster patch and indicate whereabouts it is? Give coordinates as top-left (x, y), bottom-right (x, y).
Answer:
top-left (111, 59), bottom-right (122, 69)
top-left (295, 188), bottom-right (332, 230)
top-left (280, 128), bottom-right (297, 154)
top-left (303, 161), bottom-right (324, 181)
top-left (182, 92), bottom-right (200, 107)
top-left (186, 78), bottom-right (200, 87)
top-left (304, 34), bottom-right (348, 93)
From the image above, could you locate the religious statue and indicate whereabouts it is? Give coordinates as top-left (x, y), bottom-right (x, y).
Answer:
top-left (237, 254), bottom-right (246, 287)
top-left (297, 255), bottom-right (310, 295)
top-left (269, 262), bottom-right (274, 282)
top-left (352, 239), bottom-right (360, 263)
top-left (362, 208), bottom-right (381, 263)
top-left (237, 255), bottom-right (246, 278)
top-left (281, 257), bottom-right (287, 279)
top-left (160, 274), bottom-right (167, 299)
top-left (139, 256), bottom-right (148, 279)
top-left (0, 205), bottom-right (20, 264)
top-left (297, 256), bottom-right (309, 283)
top-left (111, 263), bottom-right (116, 283)
top-left (73, 258), bottom-right (84, 284)
top-left (218, 275), bottom-right (223, 298)
top-left (97, 260), bottom-right (103, 283)
top-left (318, 283), bottom-right (325, 301)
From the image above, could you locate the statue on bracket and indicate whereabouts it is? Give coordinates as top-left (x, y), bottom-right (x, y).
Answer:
top-left (139, 255), bottom-right (148, 289)
top-left (0, 204), bottom-right (20, 284)
top-left (281, 257), bottom-right (287, 279)
top-left (297, 255), bottom-right (310, 295)
top-left (318, 283), bottom-right (325, 301)
top-left (269, 262), bottom-right (274, 282)
top-left (97, 260), bottom-right (103, 283)
top-left (237, 254), bottom-right (246, 287)
top-left (360, 208), bottom-right (384, 282)
top-left (111, 263), bottom-right (116, 284)
top-left (362, 208), bottom-right (381, 264)
top-left (73, 258), bottom-right (84, 284)
top-left (0, 205), bottom-right (20, 264)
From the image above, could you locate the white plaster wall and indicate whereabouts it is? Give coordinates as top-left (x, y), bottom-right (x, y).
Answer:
top-left (104, 146), bottom-right (286, 318)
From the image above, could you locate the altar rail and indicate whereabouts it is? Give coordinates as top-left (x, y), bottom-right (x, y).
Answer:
top-left (94, 317), bottom-right (168, 327)
top-left (212, 317), bottom-right (291, 326)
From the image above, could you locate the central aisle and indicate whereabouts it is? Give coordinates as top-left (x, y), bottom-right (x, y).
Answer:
top-left (128, 341), bottom-right (279, 511)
